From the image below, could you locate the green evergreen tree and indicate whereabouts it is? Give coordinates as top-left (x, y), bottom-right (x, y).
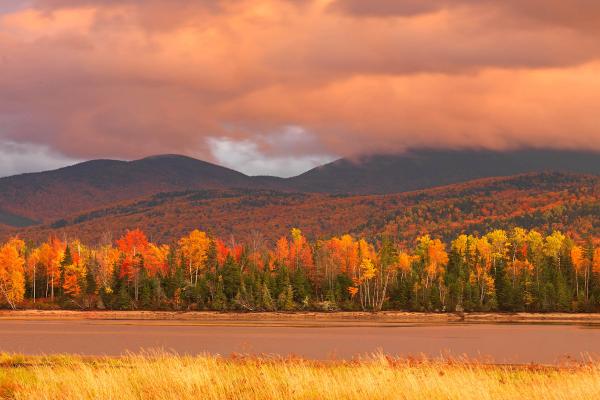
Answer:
top-left (277, 284), bottom-right (295, 311)
top-left (260, 282), bottom-right (275, 311)
top-left (86, 262), bottom-right (97, 296)
top-left (206, 240), bottom-right (219, 273)
top-left (292, 268), bottom-right (310, 305)
top-left (139, 269), bottom-right (152, 308)
top-left (59, 245), bottom-right (73, 298)
top-left (221, 255), bottom-right (241, 300)
top-left (115, 285), bottom-right (131, 310)
top-left (212, 275), bottom-right (227, 311)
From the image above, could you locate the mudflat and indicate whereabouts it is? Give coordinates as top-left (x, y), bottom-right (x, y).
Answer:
top-left (2, 310), bottom-right (600, 324)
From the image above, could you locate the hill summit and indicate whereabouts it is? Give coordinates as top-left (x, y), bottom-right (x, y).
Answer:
top-left (1, 148), bottom-right (599, 227)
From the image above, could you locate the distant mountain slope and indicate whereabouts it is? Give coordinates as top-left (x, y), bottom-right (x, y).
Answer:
top-left (7, 172), bottom-right (600, 245)
top-left (0, 155), bottom-right (253, 223)
top-left (287, 149), bottom-right (600, 194)
top-left (0, 210), bottom-right (38, 228)
top-left (1, 149), bottom-right (600, 228)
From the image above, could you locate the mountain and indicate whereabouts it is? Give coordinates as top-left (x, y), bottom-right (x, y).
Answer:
top-left (6, 172), bottom-right (600, 245)
top-left (1, 148), bottom-right (600, 229)
top-left (286, 149), bottom-right (600, 194)
top-left (0, 155), bottom-right (254, 224)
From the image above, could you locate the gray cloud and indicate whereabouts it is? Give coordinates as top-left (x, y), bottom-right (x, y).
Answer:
top-left (0, 141), bottom-right (81, 177)
top-left (1, 0), bottom-right (600, 177)
top-left (207, 127), bottom-right (337, 177)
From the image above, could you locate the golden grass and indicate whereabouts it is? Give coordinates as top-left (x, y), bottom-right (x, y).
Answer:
top-left (1, 352), bottom-right (599, 400)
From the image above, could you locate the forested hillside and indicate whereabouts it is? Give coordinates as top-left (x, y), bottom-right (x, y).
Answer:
top-left (284, 149), bottom-right (600, 194)
top-left (1, 149), bottom-right (599, 228)
top-left (6, 172), bottom-right (599, 246)
top-left (0, 155), bottom-right (255, 223)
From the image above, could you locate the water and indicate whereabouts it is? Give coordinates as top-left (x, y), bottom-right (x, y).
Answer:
top-left (0, 320), bottom-right (598, 364)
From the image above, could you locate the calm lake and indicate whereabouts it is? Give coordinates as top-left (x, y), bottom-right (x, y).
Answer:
top-left (1, 320), bottom-right (599, 364)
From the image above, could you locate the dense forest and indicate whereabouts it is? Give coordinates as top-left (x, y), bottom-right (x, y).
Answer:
top-left (6, 172), bottom-right (600, 246)
top-left (1, 226), bottom-right (599, 313)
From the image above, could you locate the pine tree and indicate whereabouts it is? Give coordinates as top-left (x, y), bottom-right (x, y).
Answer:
top-left (115, 285), bottom-right (131, 310)
top-left (59, 245), bottom-right (73, 298)
top-left (261, 282), bottom-right (275, 311)
top-left (277, 284), bottom-right (295, 311)
top-left (86, 263), bottom-right (97, 295)
top-left (292, 267), bottom-right (310, 305)
top-left (212, 275), bottom-right (227, 311)
top-left (221, 255), bottom-right (240, 300)
top-left (139, 268), bottom-right (152, 308)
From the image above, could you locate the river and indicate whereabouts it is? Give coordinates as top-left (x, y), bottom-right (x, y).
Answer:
top-left (0, 319), bottom-right (598, 364)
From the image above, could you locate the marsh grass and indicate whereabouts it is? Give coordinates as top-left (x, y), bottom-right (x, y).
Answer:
top-left (0, 351), bottom-right (599, 399)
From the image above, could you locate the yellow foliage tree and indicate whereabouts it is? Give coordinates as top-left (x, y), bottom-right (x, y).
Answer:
top-left (571, 245), bottom-right (585, 298)
top-left (0, 238), bottom-right (26, 309)
top-left (178, 230), bottom-right (210, 286)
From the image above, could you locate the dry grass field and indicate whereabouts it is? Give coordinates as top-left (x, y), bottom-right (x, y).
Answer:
top-left (0, 352), bottom-right (599, 400)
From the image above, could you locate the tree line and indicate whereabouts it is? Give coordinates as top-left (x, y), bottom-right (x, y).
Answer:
top-left (1, 227), bottom-right (599, 312)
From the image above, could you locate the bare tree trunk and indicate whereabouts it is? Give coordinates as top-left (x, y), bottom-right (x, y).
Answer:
top-left (0, 283), bottom-right (16, 310)
top-left (377, 272), bottom-right (392, 311)
top-left (585, 265), bottom-right (590, 302)
top-left (33, 265), bottom-right (36, 303)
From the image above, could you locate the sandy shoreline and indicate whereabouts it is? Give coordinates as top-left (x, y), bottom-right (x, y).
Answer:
top-left (1, 310), bottom-right (600, 324)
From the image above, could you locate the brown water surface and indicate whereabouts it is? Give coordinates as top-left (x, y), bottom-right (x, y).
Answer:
top-left (0, 320), bottom-right (598, 364)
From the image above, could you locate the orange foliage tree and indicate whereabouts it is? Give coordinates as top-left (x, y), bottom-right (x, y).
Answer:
top-left (37, 237), bottom-right (65, 301)
top-left (0, 238), bottom-right (26, 309)
top-left (117, 229), bottom-right (150, 301)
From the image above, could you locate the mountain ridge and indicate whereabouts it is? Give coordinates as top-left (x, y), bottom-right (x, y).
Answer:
top-left (1, 148), bottom-right (600, 228)
top-left (286, 149), bottom-right (600, 194)
top-left (4, 171), bottom-right (599, 245)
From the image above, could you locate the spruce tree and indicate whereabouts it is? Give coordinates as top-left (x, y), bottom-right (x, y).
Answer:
top-left (86, 262), bottom-right (97, 296)
top-left (212, 275), bottom-right (227, 311)
top-left (277, 284), bottom-right (295, 311)
top-left (139, 269), bottom-right (152, 309)
top-left (221, 255), bottom-right (241, 300)
top-left (59, 245), bottom-right (73, 298)
top-left (261, 282), bottom-right (275, 311)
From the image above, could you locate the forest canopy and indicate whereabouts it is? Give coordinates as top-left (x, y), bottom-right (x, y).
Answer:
top-left (1, 227), bottom-right (600, 313)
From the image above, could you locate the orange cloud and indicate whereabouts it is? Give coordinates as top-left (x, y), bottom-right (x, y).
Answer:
top-left (1, 0), bottom-right (600, 170)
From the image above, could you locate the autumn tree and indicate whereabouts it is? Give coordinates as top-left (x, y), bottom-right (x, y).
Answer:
top-left (117, 229), bottom-right (150, 302)
top-left (0, 238), bottom-right (26, 309)
top-left (545, 231), bottom-right (566, 271)
top-left (452, 235), bottom-right (495, 310)
top-left (26, 248), bottom-right (40, 303)
top-left (178, 230), bottom-right (210, 286)
top-left (414, 235), bottom-right (449, 310)
top-left (275, 236), bottom-right (290, 268)
top-left (593, 247), bottom-right (600, 298)
top-left (2, 224), bottom-right (600, 313)
top-left (289, 228), bottom-right (314, 276)
top-left (486, 229), bottom-right (508, 276)
top-left (571, 245), bottom-right (585, 299)
top-left (96, 244), bottom-right (120, 294)
top-left (37, 237), bottom-right (65, 301)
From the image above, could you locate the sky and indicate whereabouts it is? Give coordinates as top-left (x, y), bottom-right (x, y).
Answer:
top-left (1, 0), bottom-right (600, 177)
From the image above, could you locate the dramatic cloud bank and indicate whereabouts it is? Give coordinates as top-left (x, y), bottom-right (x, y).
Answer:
top-left (1, 0), bottom-right (600, 176)
top-left (0, 141), bottom-right (81, 178)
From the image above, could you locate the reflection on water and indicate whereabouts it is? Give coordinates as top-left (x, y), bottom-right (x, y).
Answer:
top-left (0, 320), bottom-right (598, 364)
